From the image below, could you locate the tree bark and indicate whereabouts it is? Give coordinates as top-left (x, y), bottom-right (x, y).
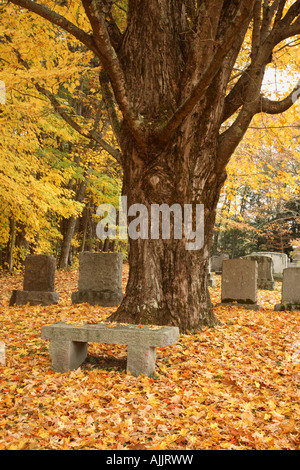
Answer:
top-left (58, 216), bottom-right (78, 270)
top-left (110, 109), bottom-right (226, 331)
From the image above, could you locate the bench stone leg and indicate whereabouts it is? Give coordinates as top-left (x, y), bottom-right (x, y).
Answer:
top-left (49, 340), bottom-right (88, 373)
top-left (126, 344), bottom-right (157, 376)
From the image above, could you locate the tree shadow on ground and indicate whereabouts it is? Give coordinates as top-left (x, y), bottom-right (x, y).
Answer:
top-left (82, 355), bottom-right (127, 372)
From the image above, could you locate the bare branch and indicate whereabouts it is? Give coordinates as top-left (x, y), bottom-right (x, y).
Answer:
top-left (218, 1), bottom-right (300, 169)
top-left (274, 0), bottom-right (286, 25)
top-left (274, 16), bottom-right (300, 44)
top-left (218, 78), bottom-right (300, 170)
top-left (217, 105), bottom-right (255, 171)
top-left (258, 81), bottom-right (300, 114)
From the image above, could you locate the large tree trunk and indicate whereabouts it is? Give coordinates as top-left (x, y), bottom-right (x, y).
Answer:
top-left (110, 115), bottom-right (226, 332)
top-left (109, 0), bottom-right (229, 332)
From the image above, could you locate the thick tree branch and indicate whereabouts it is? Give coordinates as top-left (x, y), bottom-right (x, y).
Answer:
top-left (251, 0), bottom-right (262, 60)
top-left (258, 81), bottom-right (300, 114)
top-left (274, 16), bottom-right (300, 43)
top-left (280, 0), bottom-right (300, 26)
top-left (9, 0), bottom-right (99, 54)
top-left (81, 0), bottom-right (144, 146)
top-left (218, 51), bottom-right (300, 171)
top-left (157, 0), bottom-right (256, 144)
top-left (221, 67), bottom-right (252, 123)
top-left (272, 0), bottom-right (300, 43)
top-left (217, 103), bottom-right (256, 172)
top-left (99, 68), bottom-right (121, 144)
top-left (274, 0), bottom-right (286, 25)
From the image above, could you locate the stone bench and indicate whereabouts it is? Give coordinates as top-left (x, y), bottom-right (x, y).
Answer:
top-left (41, 322), bottom-right (180, 377)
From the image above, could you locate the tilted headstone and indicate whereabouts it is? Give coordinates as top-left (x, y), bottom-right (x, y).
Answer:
top-left (275, 267), bottom-right (300, 311)
top-left (250, 252), bottom-right (288, 280)
top-left (71, 252), bottom-right (123, 306)
top-left (244, 255), bottom-right (275, 290)
top-left (0, 341), bottom-right (5, 366)
top-left (9, 255), bottom-right (59, 306)
top-left (217, 258), bottom-right (261, 310)
top-left (210, 253), bottom-right (229, 274)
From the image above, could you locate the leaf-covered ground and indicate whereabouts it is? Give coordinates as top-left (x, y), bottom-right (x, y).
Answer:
top-left (0, 265), bottom-right (300, 450)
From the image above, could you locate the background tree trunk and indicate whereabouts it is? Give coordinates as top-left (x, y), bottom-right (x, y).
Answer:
top-left (58, 165), bottom-right (92, 270)
top-left (8, 217), bottom-right (16, 274)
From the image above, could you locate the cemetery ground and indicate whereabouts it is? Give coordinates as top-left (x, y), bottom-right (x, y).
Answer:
top-left (0, 265), bottom-right (300, 450)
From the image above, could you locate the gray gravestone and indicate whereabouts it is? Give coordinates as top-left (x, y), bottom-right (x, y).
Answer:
top-left (9, 255), bottom-right (59, 306)
top-left (250, 252), bottom-right (287, 280)
top-left (275, 267), bottom-right (300, 311)
top-left (211, 253), bottom-right (229, 274)
top-left (72, 252), bottom-right (123, 306)
top-left (244, 255), bottom-right (275, 290)
top-left (23, 255), bottom-right (56, 291)
top-left (218, 258), bottom-right (261, 310)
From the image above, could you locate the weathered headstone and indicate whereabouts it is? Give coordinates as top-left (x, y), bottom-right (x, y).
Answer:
top-left (244, 255), bottom-right (275, 290)
top-left (9, 255), bottom-right (59, 306)
top-left (250, 252), bottom-right (288, 280)
top-left (71, 252), bottom-right (123, 306)
top-left (275, 267), bottom-right (300, 311)
top-left (211, 253), bottom-right (229, 274)
top-left (217, 258), bottom-right (261, 310)
top-left (23, 255), bottom-right (56, 291)
top-left (0, 341), bottom-right (5, 366)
